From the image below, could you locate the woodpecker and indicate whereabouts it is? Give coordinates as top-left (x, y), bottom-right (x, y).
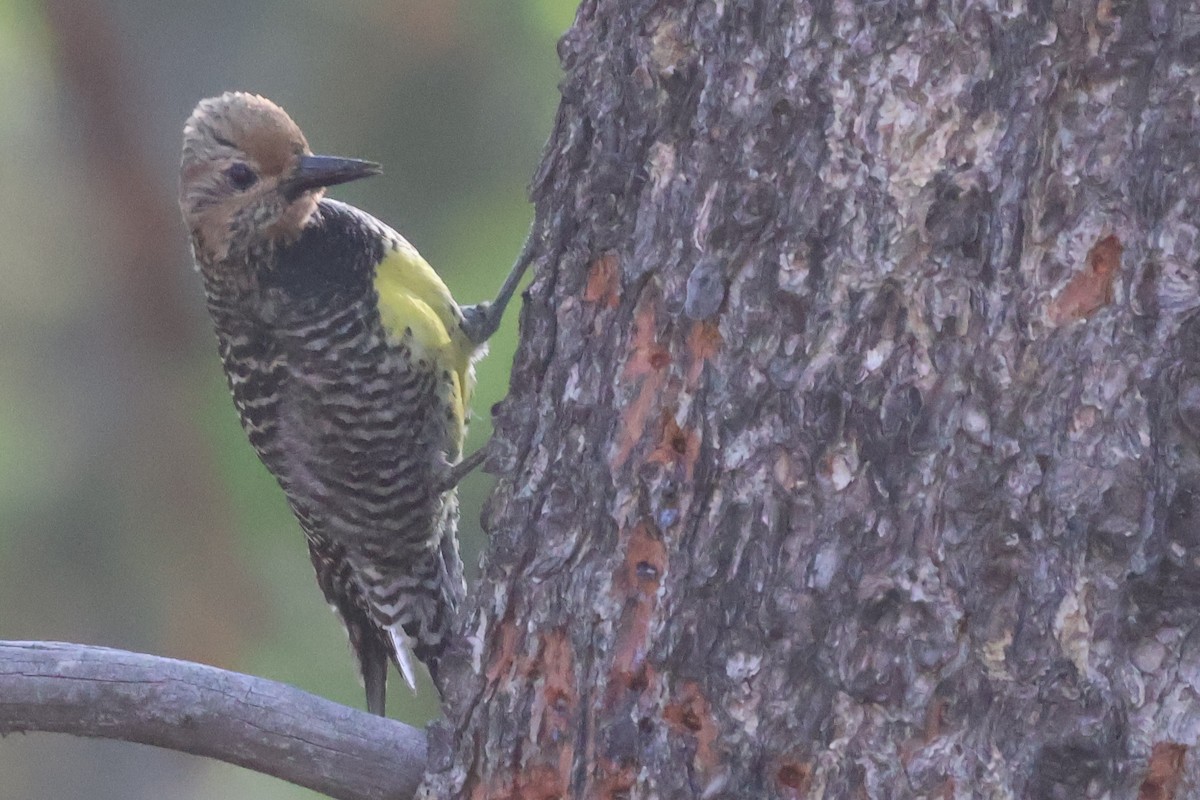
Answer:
top-left (179, 92), bottom-right (529, 715)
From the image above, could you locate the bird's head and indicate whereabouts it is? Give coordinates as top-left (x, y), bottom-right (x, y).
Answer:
top-left (179, 92), bottom-right (380, 264)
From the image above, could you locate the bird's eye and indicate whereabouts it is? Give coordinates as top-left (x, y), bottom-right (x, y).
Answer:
top-left (226, 163), bottom-right (258, 191)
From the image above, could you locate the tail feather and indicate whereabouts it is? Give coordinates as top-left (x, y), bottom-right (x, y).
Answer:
top-left (387, 626), bottom-right (419, 692)
top-left (308, 535), bottom-right (397, 716)
top-left (360, 632), bottom-right (390, 717)
top-left (305, 493), bottom-right (467, 710)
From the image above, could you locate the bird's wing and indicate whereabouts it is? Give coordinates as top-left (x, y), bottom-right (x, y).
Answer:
top-left (370, 226), bottom-right (477, 451)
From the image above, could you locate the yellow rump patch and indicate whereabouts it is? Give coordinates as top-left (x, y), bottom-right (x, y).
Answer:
top-left (372, 239), bottom-right (475, 449)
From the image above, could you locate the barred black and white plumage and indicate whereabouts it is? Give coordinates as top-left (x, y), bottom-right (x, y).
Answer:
top-left (179, 92), bottom-right (491, 715)
top-left (207, 200), bottom-right (470, 697)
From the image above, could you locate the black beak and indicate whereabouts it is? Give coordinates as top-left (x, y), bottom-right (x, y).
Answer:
top-left (284, 154), bottom-right (382, 199)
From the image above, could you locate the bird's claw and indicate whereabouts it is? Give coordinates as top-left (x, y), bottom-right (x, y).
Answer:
top-left (437, 447), bottom-right (488, 493)
top-left (460, 302), bottom-right (499, 346)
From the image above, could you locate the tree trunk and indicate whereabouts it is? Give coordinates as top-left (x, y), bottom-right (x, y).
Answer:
top-left (427, 1), bottom-right (1200, 797)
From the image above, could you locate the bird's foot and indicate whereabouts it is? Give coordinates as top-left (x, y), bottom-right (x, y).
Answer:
top-left (459, 301), bottom-right (501, 346)
top-left (436, 447), bottom-right (488, 493)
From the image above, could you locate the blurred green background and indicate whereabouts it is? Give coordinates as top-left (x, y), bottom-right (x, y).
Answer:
top-left (0, 0), bottom-right (571, 797)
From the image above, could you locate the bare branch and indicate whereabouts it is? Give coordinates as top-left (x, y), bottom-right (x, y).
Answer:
top-left (0, 641), bottom-right (426, 800)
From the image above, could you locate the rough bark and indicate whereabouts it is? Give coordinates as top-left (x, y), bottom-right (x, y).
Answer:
top-left (0, 642), bottom-right (426, 800)
top-left (426, 1), bottom-right (1200, 798)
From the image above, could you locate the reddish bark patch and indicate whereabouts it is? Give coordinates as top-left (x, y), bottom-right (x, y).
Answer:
top-left (475, 629), bottom-right (578, 800)
top-left (584, 250), bottom-right (621, 308)
top-left (595, 760), bottom-right (636, 800)
top-left (612, 294), bottom-right (667, 470)
top-left (485, 605), bottom-right (522, 684)
top-left (514, 767), bottom-right (568, 800)
top-left (617, 522), bottom-right (668, 593)
top-left (775, 759), bottom-right (813, 797)
top-left (472, 766), bottom-right (567, 800)
top-left (924, 696), bottom-right (948, 742)
top-left (648, 411), bottom-right (701, 482)
top-left (686, 319), bottom-right (722, 383)
top-left (534, 630), bottom-right (577, 791)
top-left (1138, 742), bottom-right (1187, 800)
top-left (540, 629), bottom-right (575, 698)
top-left (663, 681), bottom-right (720, 773)
top-left (611, 523), bottom-right (667, 687)
top-left (1049, 234), bottom-right (1122, 325)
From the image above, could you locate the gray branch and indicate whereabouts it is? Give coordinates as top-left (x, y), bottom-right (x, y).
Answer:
top-left (0, 641), bottom-right (426, 800)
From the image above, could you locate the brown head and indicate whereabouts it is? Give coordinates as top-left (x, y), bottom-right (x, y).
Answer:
top-left (180, 92), bottom-right (380, 264)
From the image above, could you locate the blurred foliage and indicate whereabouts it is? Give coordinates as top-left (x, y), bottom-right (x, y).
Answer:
top-left (0, 1), bottom-right (573, 797)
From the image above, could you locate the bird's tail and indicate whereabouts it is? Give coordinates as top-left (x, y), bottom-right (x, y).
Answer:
top-left (378, 504), bottom-right (467, 697)
top-left (360, 627), bottom-right (391, 716)
top-left (339, 603), bottom-right (392, 716)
